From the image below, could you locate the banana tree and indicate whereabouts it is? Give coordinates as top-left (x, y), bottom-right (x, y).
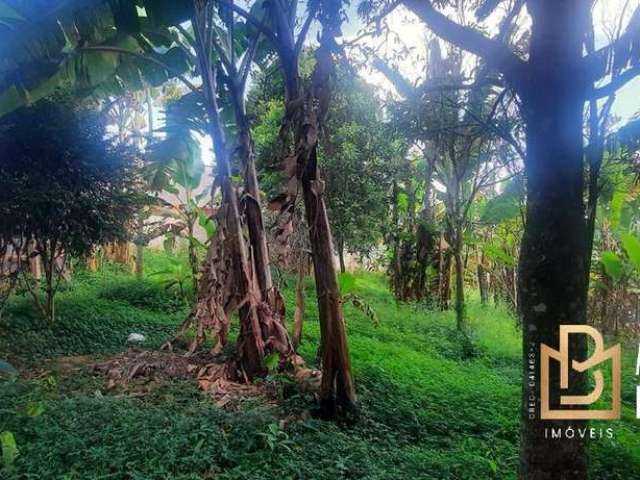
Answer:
top-left (0, 0), bottom-right (195, 116)
top-left (144, 112), bottom-right (213, 291)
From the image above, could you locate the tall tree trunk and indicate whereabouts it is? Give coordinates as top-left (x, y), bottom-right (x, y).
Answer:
top-left (295, 4), bottom-right (357, 417)
top-left (180, 10), bottom-right (292, 379)
top-left (187, 222), bottom-right (199, 292)
top-left (415, 156), bottom-right (436, 301)
top-left (135, 87), bottom-right (153, 280)
top-left (135, 242), bottom-right (144, 278)
top-left (477, 250), bottom-right (489, 306)
top-left (292, 255), bottom-right (307, 350)
top-left (439, 229), bottom-right (452, 310)
top-left (453, 224), bottom-right (465, 330)
top-left (233, 84), bottom-right (275, 303)
top-left (301, 146), bottom-right (356, 417)
top-left (518, 1), bottom-right (590, 477)
top-left (268, 0), bottom-right (356, 417)
top-left (337, 237), bottom-right (346, 274)
top-left (390, 181), bottom-right (402, 299)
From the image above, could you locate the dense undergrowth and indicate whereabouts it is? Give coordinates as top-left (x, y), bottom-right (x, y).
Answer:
top-left (1, 250), bottom-right (639, 479)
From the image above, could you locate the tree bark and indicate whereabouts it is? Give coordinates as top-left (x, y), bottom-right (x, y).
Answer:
top-left (439, 229), bottom-right (452, 310)
top-left (390, 181), bottom-right (402, 299)
top-left (181, 9), bottom-right (292, 379)
top-left (271, 0), bottom-right (357, 417)
top-left (187, 222), bottom-right (198, 292)
top-left (301, 147), bottom-right (357, 417)
top-left (292, 255), bottom-right (307, 350)
top-left (518, 2), bottom-right (590, 477)
top-left (477, 252), bottom-right (489, 306)
top-left (453, 225), bottom-right (465, 330)
top-left (232, 82), bottom-right (276, 303)
top-left (337, 237), bottom-right (346, 274)
top-left (135, 242), bottom-right (144, 278)
top-left (415, 156), bottom-right (436, 301)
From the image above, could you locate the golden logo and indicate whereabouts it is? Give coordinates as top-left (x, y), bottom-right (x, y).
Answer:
top-left (541, 325), bottom-right (620, 420)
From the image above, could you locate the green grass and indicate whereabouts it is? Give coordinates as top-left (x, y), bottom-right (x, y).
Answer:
top-left (1, 250), bottom-right (639, 479)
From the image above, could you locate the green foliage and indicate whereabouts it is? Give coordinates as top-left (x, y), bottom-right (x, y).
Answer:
top-left (0, 360), bottom-right (17, 378)
top-left (0, 264), bottom-right (639, 479)
top-left (264, 352), bottom-right (280, 373)
top-left (97, 278), bottom-right (187, 312)
top-left (1, 431), bottom-right (18, 468)
top-left (320, 73), bottom-right (402, 256)
top-left (0, 265), bottom-right (185, 363)
top-left (601, 251), bottom-right (623, 281)
top-left (338, 272), bottom-right (357, 294)
top-left (0, 1), bottom-right (197, 116)
top-left (479, 179), bottom-right (523, 225)
top-left (0, 99), bottom-right (143, 321)
top-left (621, 233), bottom-right (640, 271)
top-left (25, 401), bottom-right (46, 418)
top-left (482, 242), bottom-right (516, 267)
top-left (148, 257), bottom-right (195, 302)
top-left (0, 99), bottom-right (142, 258)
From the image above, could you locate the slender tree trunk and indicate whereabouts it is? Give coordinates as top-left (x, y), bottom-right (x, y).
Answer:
top-left (415, 156), bottom-right (436, 301)
top-left (187, 222), bottom-right (199, 292)
top-left (269, 0), bottom-right (356, 417)
top-left (453, 225), bottom-right (465, 330)
top-left (292, 255), bottom-right (307, 350)
top-left (297, 4), bottom-right (357, 417)
top-left (45, 288), bottom-right (55, 323)
top-left (135, 242), bottom-right (144, 278)
top-left (42, 247), bottom-right (60, 323)
top-left (391, 181), bottom-right (402, 299)
top-left (337, 237), bottom-right (346, 274)
top-left (439, 229), bottom-right (452, 310)
top-left (183, 10), bottom-right (292, 378)
top-left (493, 273), bottom-right (500, 307)
top-left (233, 86), bottom-right (275, 303)
top-left (518, 2), bottom-right (590, 477)
top-left (301, 147), bottom-right (356, 417)
top-left (477, 251), bottom-right (489, 307)
top-left (135, 88), bottom-right (153, 280)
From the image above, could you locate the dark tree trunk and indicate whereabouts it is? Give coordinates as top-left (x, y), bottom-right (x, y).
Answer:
top-left (477, 255), bottom-right (489, 306)
top-left (415, 156), bottom-right (437, 301)
top-left (493, 273), bottom-right (500, 307)
top-left (280, 2), bottom-right (357, 417)
top-left (337, 237), bottom-right (346, 274)
top-left (453, 225), bottom-right (465, 330)
top-left (187, 222), bottom-right (198, 292)
top-left (302, 148), bottom-right (356, 416)
top-left (135, 242), bottom-right (144, 278)
top-left (292, 255), bottom-right (307, 350)
top-left (232, 83), bottom-right (276, 304)
top-left (518, 1), bottom-right (590, 477)
top-left (439, 229), bottom-right (453, 310)
top-left (179, 11), bottom-right (292, 379)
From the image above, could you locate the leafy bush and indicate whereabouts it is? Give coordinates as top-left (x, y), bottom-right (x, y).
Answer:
top-left (0, 99), bottom-right (143, 321)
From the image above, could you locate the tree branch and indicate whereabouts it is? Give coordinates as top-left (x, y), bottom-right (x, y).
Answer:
top-left (402, 0), bottom-right (526, 82)
top-left (372, 56), bottom-right (414, 97)
top-left (591, 64), bottom-right (640, 99)
top-left (294, 1), bottom-right (319, 57)
top-left (240, 30), bottom-right (260, 88)
top-left (583, 5), bottom-right (640, 82)
top-left (217, 0), bottom-right (278, 44)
